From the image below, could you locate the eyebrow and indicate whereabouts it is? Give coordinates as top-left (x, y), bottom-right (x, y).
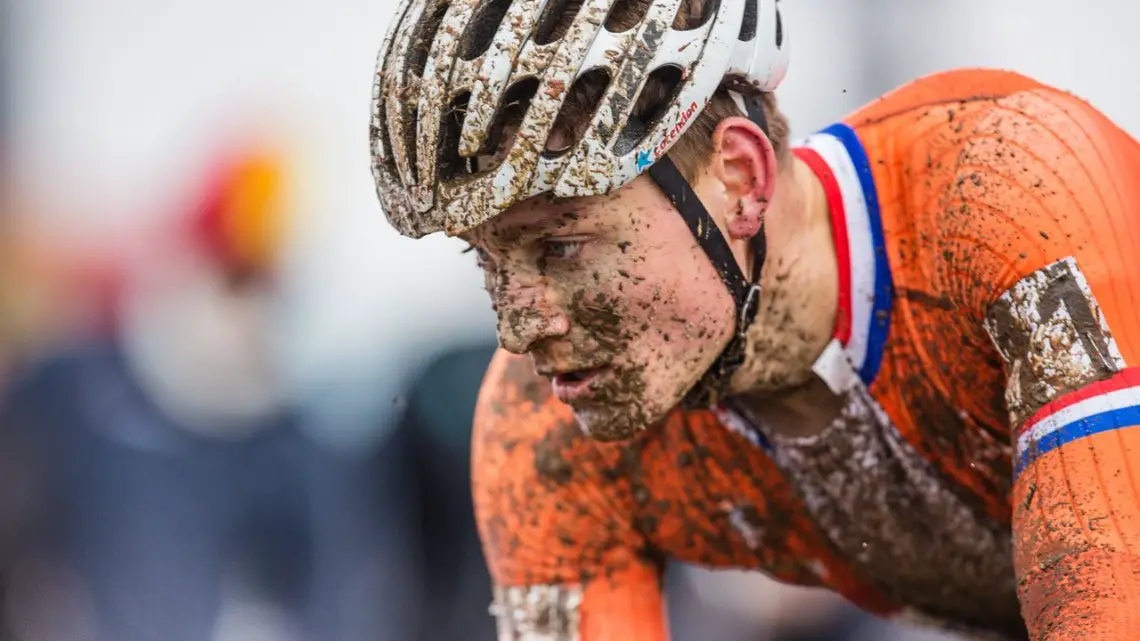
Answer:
top-left (489, 206), bottom-right (587, 244)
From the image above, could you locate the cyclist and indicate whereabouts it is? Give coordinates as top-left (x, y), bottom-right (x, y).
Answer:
top-left (370, 0), bottom-right (1140, 639)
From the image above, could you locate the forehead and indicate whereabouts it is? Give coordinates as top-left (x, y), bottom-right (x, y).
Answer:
top-left (466, 190), bottom-right (607, 243)
top-left (464, 175), bottom-right (661, 243)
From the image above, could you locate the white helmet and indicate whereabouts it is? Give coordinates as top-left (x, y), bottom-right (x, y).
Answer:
top-left (371, 0), bottom-right (789, 238)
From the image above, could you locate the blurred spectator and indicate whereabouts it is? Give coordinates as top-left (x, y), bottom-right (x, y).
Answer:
top-left (0, 143), bottom-right (393, 641)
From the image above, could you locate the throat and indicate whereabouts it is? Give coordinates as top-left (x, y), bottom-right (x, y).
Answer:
top-left (731, 374), bottom-right (845, 439)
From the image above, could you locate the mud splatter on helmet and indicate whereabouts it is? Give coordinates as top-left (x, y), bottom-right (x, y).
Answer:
top-left (371, 0), bottom-right (788, 237)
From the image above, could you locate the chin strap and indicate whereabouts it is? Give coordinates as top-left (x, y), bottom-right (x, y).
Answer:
top-left (645, 92), bottom-right (770, 408)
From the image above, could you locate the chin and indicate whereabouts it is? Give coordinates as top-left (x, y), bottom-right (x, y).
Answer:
top-left (572, 403), bottom-right (666, 442)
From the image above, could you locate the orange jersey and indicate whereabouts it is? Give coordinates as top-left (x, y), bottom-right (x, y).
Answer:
top-left (473, 69), bottom-right (1140, 641)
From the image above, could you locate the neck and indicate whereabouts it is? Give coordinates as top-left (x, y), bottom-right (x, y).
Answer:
top-left (729, 154), bottom-right (838, 397)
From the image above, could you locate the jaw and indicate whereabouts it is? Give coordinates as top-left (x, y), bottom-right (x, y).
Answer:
top-left (730, 231), bottom-right (839, 396)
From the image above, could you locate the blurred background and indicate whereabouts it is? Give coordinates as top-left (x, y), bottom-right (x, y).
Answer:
top-left (0, 1), bottom-right (1136, 640)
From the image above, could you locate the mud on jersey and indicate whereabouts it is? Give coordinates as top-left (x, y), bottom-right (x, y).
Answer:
top-left (472, 69), bottom-right (1140, 641)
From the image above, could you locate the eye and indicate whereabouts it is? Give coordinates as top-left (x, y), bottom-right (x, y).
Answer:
top-left (541, 239), bottom-right (584, 261)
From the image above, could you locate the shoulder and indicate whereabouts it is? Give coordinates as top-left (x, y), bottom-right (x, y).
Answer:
top-left (855, 69), bottom-right (1139, 315)
top-left (847, 68), bottom-right (1051, 127)
top-left (863, 75), bottom-right (1140, 416)
top-left (945, 76), bottom-right (1137, 200)
top-left (857, 67), bottom-right (1138, 209)
top-left (847, 67), bottom-right (1136, 196)
top-left (929, 80), bottom-right (1140, 309)
top-left (847, 65), bottom-right (1135, 141)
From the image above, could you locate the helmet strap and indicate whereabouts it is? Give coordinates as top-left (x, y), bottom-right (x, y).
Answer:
top-left (645, 93), bottom-right (771, 408)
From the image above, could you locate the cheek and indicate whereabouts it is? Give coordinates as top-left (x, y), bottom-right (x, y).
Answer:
top-left (482, 262), bottom-right (537, 315)
top-left (617, 244), bottom-right (735, 379)
top-left (627, 244), bottom-right (733, 334)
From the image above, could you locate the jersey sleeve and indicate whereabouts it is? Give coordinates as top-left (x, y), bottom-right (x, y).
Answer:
top-left (938, 88), bottom-right (1140, 639)
top-left (472, 350), bottom-right (669, 641)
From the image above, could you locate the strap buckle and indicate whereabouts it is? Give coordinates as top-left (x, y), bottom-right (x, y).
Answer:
top-left (738, 283), bottom-right (762, 337)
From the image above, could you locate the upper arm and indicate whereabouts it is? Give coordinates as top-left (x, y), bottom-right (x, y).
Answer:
top-left (951, 89), bottom-right (1140, 638)
top-left (472, 351), bottom-right (668, 641)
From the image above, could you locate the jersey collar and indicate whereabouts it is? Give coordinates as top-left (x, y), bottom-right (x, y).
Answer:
top-left (793, 123), bottom-right (893, 387)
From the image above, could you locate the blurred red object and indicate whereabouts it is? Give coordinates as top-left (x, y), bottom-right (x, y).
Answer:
top-left (184, 146), bottom-right (290, 281)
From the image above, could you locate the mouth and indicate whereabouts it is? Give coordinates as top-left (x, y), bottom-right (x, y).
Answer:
top-left (549, 366), bottom-right (608, 403)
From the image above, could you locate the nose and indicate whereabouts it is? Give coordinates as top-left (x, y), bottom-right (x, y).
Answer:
top-left (494, 281), bottom-right (570, 354)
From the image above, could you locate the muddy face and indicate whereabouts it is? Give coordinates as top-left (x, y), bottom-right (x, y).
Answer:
top-left (466, 175), bottom-right (735, 440)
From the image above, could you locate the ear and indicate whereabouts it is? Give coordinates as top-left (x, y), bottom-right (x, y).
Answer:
top-left (711, 116), bottom-right (778, 240)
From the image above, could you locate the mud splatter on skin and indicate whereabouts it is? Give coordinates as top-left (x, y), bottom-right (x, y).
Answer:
top-left (560, 287), bottom-right (653, 439)
top-left (552, 251), bottom-right (672, 440)
top-left (732, 250), bottom-right (835, 396)
top-left (467, 176), bottom-right (736, 441)
top-left (567, 289), bottom-right (627, 354)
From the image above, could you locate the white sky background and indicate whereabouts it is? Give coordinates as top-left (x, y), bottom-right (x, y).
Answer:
top-left (7, 0), bottom-right (1140, 438)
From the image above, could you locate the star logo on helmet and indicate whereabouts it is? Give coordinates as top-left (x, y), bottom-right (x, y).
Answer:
top-left (635, 149), bottom-right (653, 172)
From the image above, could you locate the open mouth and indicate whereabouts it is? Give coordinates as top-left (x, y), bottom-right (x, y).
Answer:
top-left (555, 370), bottom-right (592, 383)
top-left (551, 367), bottom-right (606, 402)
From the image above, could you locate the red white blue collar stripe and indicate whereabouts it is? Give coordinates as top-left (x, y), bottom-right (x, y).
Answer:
top-left (795, 123), bottom-right (893, 386)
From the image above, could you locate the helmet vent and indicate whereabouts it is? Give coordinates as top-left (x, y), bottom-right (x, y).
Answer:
top-left (674, 0), bottom-right (718, 31)
top-left (604, 0), bottom-right (651, 33)
top-left (613, 64), bottom-right (684, 156)
top-left (739, 0), bottom-right (758, 40)
top-left (775, 4), bottom-right (784, 48)
top-left (404, 107), bottom-right (420, 182)
top-left (459, 0), bottom-right (514, 61)
top-left (544, 68), bottom-right (612, 156)
top-left (373, 111), bottom-right (397, 173)
top-left (535, 0), bottom-right (585, 45)
top-left (466, 77), bottom-right (541, 174)
top-left (408, 0), bottom-right (450, 77)
top-left (439, 91), bottom-right (475, 181)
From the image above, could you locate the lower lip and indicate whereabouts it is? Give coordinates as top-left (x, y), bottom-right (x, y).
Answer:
top-left (551, 368), bottom-right (605, 403)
